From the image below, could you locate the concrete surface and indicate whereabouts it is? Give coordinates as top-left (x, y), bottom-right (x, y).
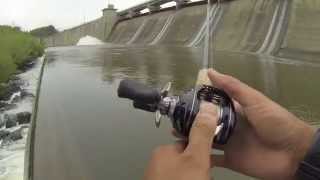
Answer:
top-left (45, 0), bottom-right (320, 62)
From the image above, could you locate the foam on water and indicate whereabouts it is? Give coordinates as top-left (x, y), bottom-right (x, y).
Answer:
top-left (77, 35), bottom-right (105, 46)
top-left (7, 93), bottom-right (21, 105)
top-left (0, 57), bottom-right (43, 180)
top-left (0, 134), bottom-right (27, 180)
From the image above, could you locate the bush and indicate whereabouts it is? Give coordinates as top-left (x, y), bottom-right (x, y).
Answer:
top-left (30, 25), bottom-right (58, 38)
top-left (0, 25), bottom-right (44, 98)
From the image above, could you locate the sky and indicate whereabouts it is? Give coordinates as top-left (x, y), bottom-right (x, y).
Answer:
top-left (0, 0), bottom-right (148, 31)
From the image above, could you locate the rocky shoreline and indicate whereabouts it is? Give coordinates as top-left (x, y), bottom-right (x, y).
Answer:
top-left (0, 113), bottom-right (31, 146)
top-left (0, 60), bottom-right (37, 147)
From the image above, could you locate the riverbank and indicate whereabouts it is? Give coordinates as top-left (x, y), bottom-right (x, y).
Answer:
top-left (0, 56), bottom-right (43, 180)
top-left (0, 26), bottom-right (44, 101)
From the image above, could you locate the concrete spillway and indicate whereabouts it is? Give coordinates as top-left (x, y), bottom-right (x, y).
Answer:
top-left (108, 0), bottom-right (279, 50)
top-left (45, 0), bottom-right (320, 63)
top-left (101, 0), bottom-right (318, 62)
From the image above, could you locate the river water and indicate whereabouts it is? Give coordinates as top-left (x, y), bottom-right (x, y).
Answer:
top-left (30, 44), bottom-right (320, 180)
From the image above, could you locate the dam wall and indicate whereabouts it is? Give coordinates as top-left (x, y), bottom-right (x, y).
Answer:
top-left (108, 0), bottom-right (283, 51)
top-left (214, 0), bottom-right (279, 52)
top-left (279, 0), bottom-right (320, 61)
top-left (46, 0), bottom-right (320, 61)
top-left (109, 5), bottom-right (207, 45)
top-left (44, 5), bottom-right (117, 47)
top-left (44, 18), bottom-right (105, 46)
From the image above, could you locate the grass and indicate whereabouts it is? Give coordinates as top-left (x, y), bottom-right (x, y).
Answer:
top-left (0, 25), bottom-right (44, 98)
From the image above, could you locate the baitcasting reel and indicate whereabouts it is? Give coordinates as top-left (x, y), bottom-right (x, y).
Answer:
top-left (117, 79), bottom-right (237, 145)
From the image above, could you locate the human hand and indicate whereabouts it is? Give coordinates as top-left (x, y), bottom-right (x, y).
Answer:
top-left (206, 69), bottom-right (316, 180)
top-left (144, 102), bottom-right (219, 180)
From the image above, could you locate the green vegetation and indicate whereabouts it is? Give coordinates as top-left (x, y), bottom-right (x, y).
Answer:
top-left (30, 25), bottom-right (58, 38)
top-left (0, 25), bottom-right (44, 98)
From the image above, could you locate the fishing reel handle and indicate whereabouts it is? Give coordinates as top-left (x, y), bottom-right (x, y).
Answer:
top-left (118, 79), bottom-right (161, 105)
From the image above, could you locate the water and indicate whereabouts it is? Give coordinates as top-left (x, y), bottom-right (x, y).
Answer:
top-left (77, 36), bottom-right (105, 46)
top-left (31, 44), bottom-right (320, 180)
top-left (0, 58), bottom-right (43, 180)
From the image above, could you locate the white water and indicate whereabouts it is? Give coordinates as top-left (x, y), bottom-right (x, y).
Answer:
top-left (0, 57), bottom-right (43, 180)
top-left (77, 36), bottom-right (105, 46)
top-left (127, 19), bottom-right (149, 45)
top-left (188, 4), bottom-right (218, 47)
top-left (257, 0), bottom-right (289, 54)
top-left (150, 13), bottom-right (175, 45)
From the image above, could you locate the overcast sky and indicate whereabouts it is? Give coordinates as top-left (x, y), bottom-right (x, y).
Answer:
top-left (0, 0), bottom-right (148, 31)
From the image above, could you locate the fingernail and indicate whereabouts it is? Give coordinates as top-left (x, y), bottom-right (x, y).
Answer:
top-left (209, 69), bottom-right (221, 75)
top-left (208, 69), bottom-right (218, 76)
top-left (208, 68), bottom-right (215, 73)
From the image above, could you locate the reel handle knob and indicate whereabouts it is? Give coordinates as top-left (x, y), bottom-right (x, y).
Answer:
top-left (118, 79), bottom-right (161, 104)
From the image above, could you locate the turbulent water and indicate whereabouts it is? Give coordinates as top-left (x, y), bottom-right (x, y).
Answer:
top-left (0, 58), bottom-right (43, 180)
top-left (77, 36), bottom-right (105, 46)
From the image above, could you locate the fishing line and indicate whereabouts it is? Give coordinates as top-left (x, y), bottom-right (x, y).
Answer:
top-left (202, 0), bottom-right (212, 69)
top-left (203, 0), bottom-right (221, 69)
top-left (196, 0), bottom-right (218, 86)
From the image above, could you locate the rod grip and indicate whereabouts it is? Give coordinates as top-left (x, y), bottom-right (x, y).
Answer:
top-left (118, 79), bottom-right (161, 104)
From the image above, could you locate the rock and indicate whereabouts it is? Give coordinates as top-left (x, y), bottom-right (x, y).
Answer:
top-left (20, 124), bottom-right (30, 129)
top-left (0, 93), bottom-right (11, 101)
top-left (10, 93), bottom-right (21, 103)
top-left (0, 103), bottom-right (17, 112)
top-left (0, 130), bottom-right (10, 140)
top-left (0, 82), bottom-right (22, 101)
top-left (0, 84), bottom-right (10, 101)
top-left (19, 60), bottom-right (36, 72)
top-left (9, 75), bottom-right (20, 81)
top-left (0, 78), bottom-right (26, 102)
top-left (0, 101), bottom-right (8, 108)
top-left (21, 90), bottom-right (34, 99)
top-left (0, 115), bottom-right (4, 128)
top-left (5, 120), bottom-right (17, 129)
top-left (0, 128), bottom-right (23, 146)
top-left (14, 70), bottom-right (23, 75)
top-left (8, 128), bottom-right (23, 141)
top-left (8, 79), bottom-right (24, 90)
top-left (4, 114), bottom-right (17, 128)
top-left (17, 112), bottom-right (31, 125)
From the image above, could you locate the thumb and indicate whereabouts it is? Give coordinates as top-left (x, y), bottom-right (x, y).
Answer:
top-left (208, 69), bottom-right (268, 107)
top-left (185, 102), bottom-right (218, 158)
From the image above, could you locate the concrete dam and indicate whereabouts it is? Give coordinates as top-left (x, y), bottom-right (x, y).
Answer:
top-left (44, 0), bottom-right (320, 62)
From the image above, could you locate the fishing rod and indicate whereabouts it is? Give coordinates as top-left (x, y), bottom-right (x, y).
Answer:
top-left (202, 0), bottom-right (220, 69)
top-left (117, 0), bottom-right (237, 145)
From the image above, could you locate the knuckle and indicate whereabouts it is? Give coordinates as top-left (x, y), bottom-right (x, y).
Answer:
top-left (194, 116), bottom-right (216, 133)
top-left (181, 151), bottom-right (196, 162)
top-left (181, 153), bottom-right (209, 169)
